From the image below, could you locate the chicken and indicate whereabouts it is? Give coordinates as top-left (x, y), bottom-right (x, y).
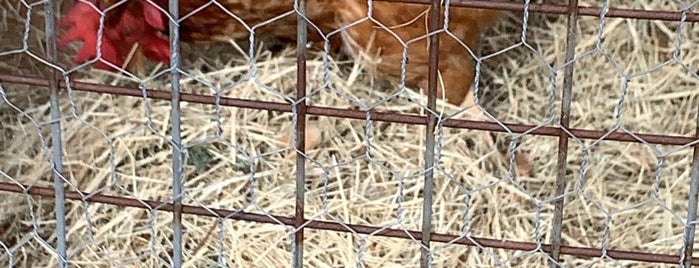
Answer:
top-left (58, 0), bottom-right (338, 71)
top-left (336, 1), bottom-right (500, 105)
top-left (58, 0), bottom-right (500, 105)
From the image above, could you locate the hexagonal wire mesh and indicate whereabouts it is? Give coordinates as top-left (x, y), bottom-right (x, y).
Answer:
top-left (2, 0), bottom-right (699, 267)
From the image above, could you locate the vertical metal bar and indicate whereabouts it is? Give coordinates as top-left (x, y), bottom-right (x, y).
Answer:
top-left (549, 0), bottom-right (579, 266)
top-left (420, 0), bottom-right (441, 267)
top-left (674, 7), bottom-right (698, 267)
top-left (681, 110), bottom-right (699, 267)
top-left (44, 1), bottom-right (67, 267)
top-left (167, 0), bottom-right (184, 266)
top-left (293, 0), bottom-right (308, 267)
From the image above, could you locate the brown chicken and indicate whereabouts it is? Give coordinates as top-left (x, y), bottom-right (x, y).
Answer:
top-left (336, 1), bottom-right (500, 105)
top-left (59, 0), bottom-right (500, 105)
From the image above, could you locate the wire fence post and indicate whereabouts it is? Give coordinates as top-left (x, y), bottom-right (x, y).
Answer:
top-left (43, 0), bottom-right (68, 266)
top-left (680, 103), bottom-right (699, 267)
top-left (293, 0), bottom-right (309, 267)
top-left (419, 0), bottom-right (442, 267)
top-left (167, 0), bottom-right (184, 266)
top-left (549, 0), bottom-right (579, 266)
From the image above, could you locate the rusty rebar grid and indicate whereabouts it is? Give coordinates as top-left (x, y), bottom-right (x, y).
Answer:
top-left (3, 1), bottom-right (699, 265)
top-left (2, 74), bottom-right (697, 147)
top-left (0, 182), bottom-right (694, 265)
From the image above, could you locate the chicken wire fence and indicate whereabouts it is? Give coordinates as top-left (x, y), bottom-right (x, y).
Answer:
top-left (2, 0), bottom-right (699, 267)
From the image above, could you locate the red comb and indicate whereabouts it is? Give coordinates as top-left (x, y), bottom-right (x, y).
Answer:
top-left (58, 0), bottom-right (171, 71)
top-left (143, 35), bottom-right (171, 62)
top-left (143, 1), bottom-right (166, 31)
top-left (58, 0), bottom-right (122, 70)
top-left (141, 1), bottom-right (170, 63)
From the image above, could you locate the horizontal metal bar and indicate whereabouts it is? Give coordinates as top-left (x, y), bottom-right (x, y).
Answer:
top-left (1, 74), bottom-right (695, 146)
top-left (0, 182), bottom-right (694, 265)
top-left (376, 0), bottom-right (699, 23)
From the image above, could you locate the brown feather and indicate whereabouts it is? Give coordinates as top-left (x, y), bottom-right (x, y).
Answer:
top-left (95, 0), bottom-right (499, 104)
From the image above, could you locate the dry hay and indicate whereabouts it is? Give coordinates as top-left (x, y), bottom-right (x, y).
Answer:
top-left (2, 0), bottom-right (699, 267)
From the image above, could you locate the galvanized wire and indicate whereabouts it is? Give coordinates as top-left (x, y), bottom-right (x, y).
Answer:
top-left (166, 0), bottom-right (184, 266)
top-left (43, 0), bottom-right (68, 267)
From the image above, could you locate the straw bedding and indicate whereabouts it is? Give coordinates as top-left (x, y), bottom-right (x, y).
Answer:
top-left (1, 0), bottom-right (698, 267)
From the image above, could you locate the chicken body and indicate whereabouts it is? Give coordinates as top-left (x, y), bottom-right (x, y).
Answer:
top-left (153, 0), bottom-right (337, 44)
top-left (60, 0), bottom-right (500, 105)
top-left (335, 1), bottom-right (500, 105)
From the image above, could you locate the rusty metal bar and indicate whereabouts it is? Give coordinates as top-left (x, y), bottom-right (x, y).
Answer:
top-left (376, 0), bottom-right (699, 23)
top-left (0, 182), bottom-right (694, 265)
top-left (419, 0), bottom-right (442, 266)
top-left (293, 0), bottom-right (309, 267)
top-left (549, 0), bottom-right (579, 266)
top-left (43, 0), bottom-right (68, 266)
top-left (1, 74), bottom-right (696, 147)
